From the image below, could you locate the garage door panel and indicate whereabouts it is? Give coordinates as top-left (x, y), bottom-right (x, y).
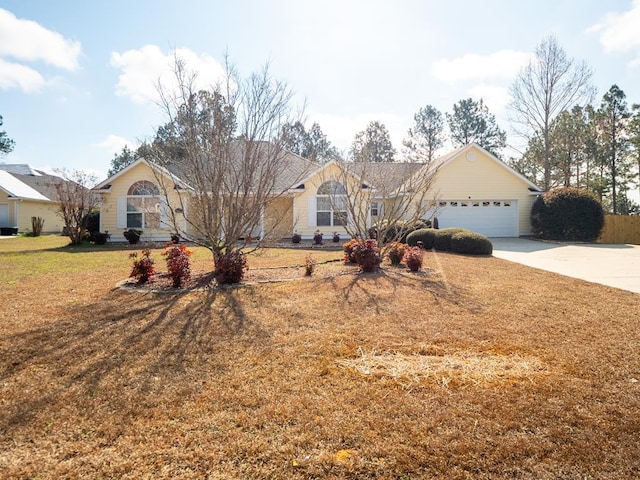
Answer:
top-left (435, 200), bottom-right (517, 237)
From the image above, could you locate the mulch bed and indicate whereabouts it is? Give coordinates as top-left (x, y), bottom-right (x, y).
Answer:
top-left (118, 260), bottom-right (435, 292)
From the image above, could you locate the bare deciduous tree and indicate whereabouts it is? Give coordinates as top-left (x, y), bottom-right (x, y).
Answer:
top-left (320, 158), bottom-right (440, 249)
top-left (52, 169), bottom-right (101, 245)
top-left (509, 35), bottom-right (595, 190)
top-left (148, 56), bottom-right (310, 268)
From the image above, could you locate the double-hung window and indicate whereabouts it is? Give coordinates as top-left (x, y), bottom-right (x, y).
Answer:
top-left (316, 181), bottom-right (347, 227)
top-left (126, 180), bottom-right (160, 229)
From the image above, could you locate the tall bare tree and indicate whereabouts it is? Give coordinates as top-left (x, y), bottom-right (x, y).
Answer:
top-left (509, 35), bottom-right (595, 190)
top-left (52, 169), bottom-right (101, 245)
top-left (149, 56), bottom-right (309, 268)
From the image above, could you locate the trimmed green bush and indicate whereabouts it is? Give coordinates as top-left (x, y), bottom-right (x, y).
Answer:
top-left (433, 228), bottom-right (468, 251)
top-left (531, 187), bottom-right (605, 241)
top-left (369, 219), bottom-right (430, 244)
top-left (406, 228), bottom-right (437, 249)
top-left (451, 231), bottom-right (493, 255)
top-left (407, 227), bottom-right (493, 255)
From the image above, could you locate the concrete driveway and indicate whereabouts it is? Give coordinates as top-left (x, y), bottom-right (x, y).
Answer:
top-left (491, 238), bottom-right (640, 294)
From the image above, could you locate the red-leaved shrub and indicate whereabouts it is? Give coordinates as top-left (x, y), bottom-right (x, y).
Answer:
top-left (162, 243), bottom-right (192, 288)
top-left (214, 249), bottom-right (248, 285)
top-left (385, 241), bottom-right (407, 266)
top-left (403, 246), bottom-right (424, 272)
top-left (343, 238), bottom-right (359, 264)
top-left (353, 239), bottom-right (382, 273)
top-left (129, 249), bottom-right (154, 284)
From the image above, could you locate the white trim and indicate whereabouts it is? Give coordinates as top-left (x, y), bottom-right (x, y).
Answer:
top-left (93, 158), bottom-right (191, 192)
top-left (307, 196), bottom-right (316, 227)
top-left (117, 197), bottom-right (127, 228)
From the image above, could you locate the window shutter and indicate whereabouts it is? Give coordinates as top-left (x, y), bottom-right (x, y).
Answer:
top-left (117, 197), bottom-right (127, 228)
top-left (159, 197), bottom-right (170, 229)
top-left (307, 196), bottom-right (317, 227)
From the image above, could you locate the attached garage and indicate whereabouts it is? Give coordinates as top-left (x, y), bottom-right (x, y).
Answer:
top-left (435, 200), bottom-right (518, 237)
top-left (425, 145), bottom-right (542, 237)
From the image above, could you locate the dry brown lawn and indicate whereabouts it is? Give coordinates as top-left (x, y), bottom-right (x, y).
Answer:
top-left (1, 235), bottom-right (639, 479)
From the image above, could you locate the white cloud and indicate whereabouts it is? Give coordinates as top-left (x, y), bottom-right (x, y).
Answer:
top-left (0, 8), bottom-right (81, 71)
top-left (110, 45), bottom-right (227, 104)
top-left (589, 0), bottom-right (640, 67)
top-left (468, 84), bottom-right (510, 115)
top-left (0, 58), bottom-right (46, 92)
top-left (432, 50), bottom-right (531, 82)
top-left (93, 134), bottom-right (138, 155)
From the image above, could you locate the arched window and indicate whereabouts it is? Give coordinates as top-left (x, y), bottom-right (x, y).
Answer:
top-left (128, 180), bottom-right (160, 196)
top-left (317, 180), bottom-right (346, 195)
top-left (316, 181), bottom-right (347, 227)
top-left (126, 180), bottom-right (160, 229)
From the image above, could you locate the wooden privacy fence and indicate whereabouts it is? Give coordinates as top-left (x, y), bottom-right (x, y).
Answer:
top-left (598, 215), bottom-right (640, 245)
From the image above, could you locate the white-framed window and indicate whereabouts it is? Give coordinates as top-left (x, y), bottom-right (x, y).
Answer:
top-left (126, 180), bottom-right (160, 229)
top-left (370, 201), bottom-right (382, 217)
top-left (316, 181), bottom-right (347, 227)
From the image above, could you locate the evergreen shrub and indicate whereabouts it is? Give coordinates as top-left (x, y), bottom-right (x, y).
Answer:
top-left (531, 187), bottom-right (605, 241)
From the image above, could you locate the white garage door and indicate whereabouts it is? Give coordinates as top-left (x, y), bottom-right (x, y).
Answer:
top-left (434, 200), bottom-right (518, 237)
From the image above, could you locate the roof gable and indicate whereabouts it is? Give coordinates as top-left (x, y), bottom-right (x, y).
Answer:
top-left (434, 144), bottom-right (541, 191)
top-left (93, 158), bottom-right (189, 192)
top-left (0, 170), bottom-right (51, 201)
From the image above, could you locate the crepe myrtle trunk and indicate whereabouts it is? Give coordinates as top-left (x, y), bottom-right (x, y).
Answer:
top-left (150, 54), bottom-right (306, 270)
top-left (321, 159), bottom-right (440, 251)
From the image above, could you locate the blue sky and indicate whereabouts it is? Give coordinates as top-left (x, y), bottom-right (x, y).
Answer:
top-left (1, 0), bottom-right (639, 183)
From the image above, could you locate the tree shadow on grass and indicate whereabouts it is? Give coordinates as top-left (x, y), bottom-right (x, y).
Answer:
top-left (0, 285), bottom-right (272, 435)
top-left (331, 266), bottom-right (474, 314)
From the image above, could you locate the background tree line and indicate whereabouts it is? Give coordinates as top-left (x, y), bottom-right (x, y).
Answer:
top-left (509, 36), bottom-right (640, 215)
top-left (105, 36), bottom-right (639, 215)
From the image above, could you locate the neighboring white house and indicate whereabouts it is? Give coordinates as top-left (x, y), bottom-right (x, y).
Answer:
top-left (0, 164), bottom-right (67, 234)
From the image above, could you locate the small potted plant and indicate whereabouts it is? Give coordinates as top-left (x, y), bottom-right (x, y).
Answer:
top-left (292, 232), bottom-right (302, 244)
top-left (91, 231), bottom-right (111, 245)
top-left (313, 230), bottom-right (323, 245)
top-left (332, 232), bottom-right (340, 243)
top-left (123, 229), bottom-right (143, 244)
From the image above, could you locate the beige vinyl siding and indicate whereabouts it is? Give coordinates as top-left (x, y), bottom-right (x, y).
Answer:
top-left (292, 163), bottom-right (364, 238)
top-left (0, 187), bottom-right (64, 233)
top-left (99, 162), bottom-right (184, 241)
top-left (263, 196), bottom-right (294, 240)
top-left (17, 200), bottom-right (65, 233)
top-left (428, 146), bottom-right (537, 235)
